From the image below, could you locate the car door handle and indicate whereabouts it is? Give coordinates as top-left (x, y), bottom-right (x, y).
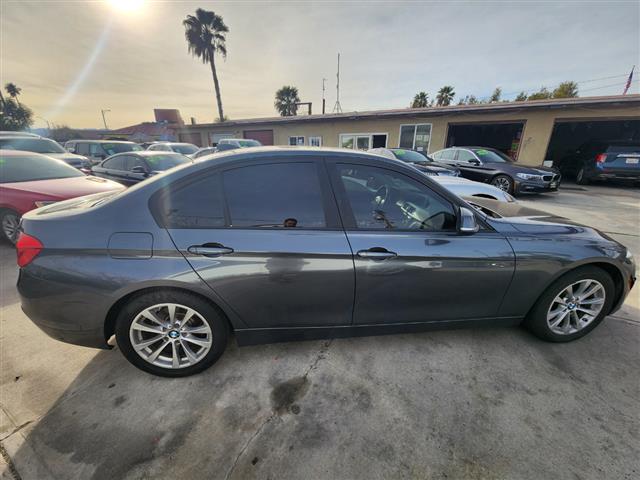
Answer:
top-left (187, 244), bottom-right (234, 257)
top-left (356, 248), bottom-right (397, 259)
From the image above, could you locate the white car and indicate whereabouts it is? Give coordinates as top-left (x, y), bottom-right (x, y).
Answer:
top-left (433, 175), bottom-right (516, 202)
top-left (147, 142), bottom-right (199, 157)
top-left (216, 138), bottom-right (262, 149)
top-left (0, 136), bottom-right (90, 169)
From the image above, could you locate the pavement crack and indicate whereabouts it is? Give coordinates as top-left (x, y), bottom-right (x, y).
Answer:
top-left (0, 421), bottom-right (33, 443)
top-left (302, 339), bottom-right (333, 379)
top-left (224, 415), bottom-right (274, 480)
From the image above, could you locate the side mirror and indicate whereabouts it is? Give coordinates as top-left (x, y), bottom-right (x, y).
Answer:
top-left (458, 207), bottom-right (479, 234)
top-left (131, 166), bottom-right (147, 175)
top-left (468, 159), bottom-right (481, 166)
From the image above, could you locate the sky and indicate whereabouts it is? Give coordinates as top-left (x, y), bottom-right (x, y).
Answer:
top-left (1, 0), bottom-right (639, 129)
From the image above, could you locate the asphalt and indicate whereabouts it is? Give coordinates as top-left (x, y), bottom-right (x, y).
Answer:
top-left (1, 182), bottom-right (639, 480)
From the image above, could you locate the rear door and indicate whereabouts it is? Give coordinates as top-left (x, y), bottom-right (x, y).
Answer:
top-left (328, 159), bottom-right (515, 325)
top-left (456, 149), bottom-right (492, 181)
top-left (157, 157), bottom-right (355, 328)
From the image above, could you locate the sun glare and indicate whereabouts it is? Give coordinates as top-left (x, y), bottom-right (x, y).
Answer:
top-left (109, 0), bottom-right (144, 13)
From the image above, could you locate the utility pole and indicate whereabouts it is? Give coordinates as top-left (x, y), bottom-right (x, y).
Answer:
top-left (322, 78), bottom-right (327, 114)
top-left (101, 109), bottom-right (111, 130)
top-left (333, 53), bottom-right (342, 113)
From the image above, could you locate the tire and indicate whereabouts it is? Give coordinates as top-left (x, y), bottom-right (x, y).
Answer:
top-left (524, 266), bottom-right (615, 342)
top-left (490, 174), bottom-right (514, 194)
top-left (0, 209), bottom-right (21, 244)
top-left (576, 167), bottom-right (590, 185)
top-left (115, 290), bottom-right (229, 377)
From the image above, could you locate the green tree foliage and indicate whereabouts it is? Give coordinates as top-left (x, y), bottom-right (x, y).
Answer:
top-left (49, 124), bottom-right (81, 143)
top-left (552, 81), bottom-right (578, 98)
top-left (436, 86), bottom-right (455, 106)
top-left (527, 87), bottom-right (553, 100)
top-left (411, 91), bottom-right (430, 108)
top-left (0, 83), bottom-right (33, 131)
top-left (489, 87), bottom-right (502, 103)
top-left (274, 86), bottom-right (300, 116)
top-left (183, 9), bottom-right (229, 122)
top-left (458, 95), bottom-right (479, 105)
top-left (514, 91), bottom-right (528, 101)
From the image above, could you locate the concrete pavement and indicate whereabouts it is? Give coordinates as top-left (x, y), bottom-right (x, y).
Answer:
top-left (1, 183), bottom-right (638, 480)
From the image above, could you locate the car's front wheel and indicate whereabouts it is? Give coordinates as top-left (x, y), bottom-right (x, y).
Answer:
top-left (490, 174), bottom-right (514, 194)
top-left (525, 266), bottom-right (615, 342)
top-left (0, 209), bottom-right (21, 244)
top-left (576, 167), bottom-right (590, 185)
top-left (115, 290), bottom-right (228, 377)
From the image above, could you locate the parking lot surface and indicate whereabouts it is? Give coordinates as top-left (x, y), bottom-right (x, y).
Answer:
top-left (1, 183), bottom-right (638, 480)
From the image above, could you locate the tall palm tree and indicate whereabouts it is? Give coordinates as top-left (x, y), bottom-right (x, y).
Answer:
top-left (410, 91), bottom-right (430, 108)
top-left (5, 83), bottom-right (22, 105)
top-left (183, 9), bottom-right (229, 122)
top-left (436, 86), bottom-right (455, 106)
top-left (274, 86), bottom-right (300, 116)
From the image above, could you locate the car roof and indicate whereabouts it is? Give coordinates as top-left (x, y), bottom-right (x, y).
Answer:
top-left (0, 149), bottom-right (51, 157)
top-left (107, 151), bottom-right (185, 158)
top-left (69, 139), bottom-right (136, 144)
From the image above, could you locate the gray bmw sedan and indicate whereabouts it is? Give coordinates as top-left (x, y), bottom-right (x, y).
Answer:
top-left (16, 147), bottom-right (636, 376)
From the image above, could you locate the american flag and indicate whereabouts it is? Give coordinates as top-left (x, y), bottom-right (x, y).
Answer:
top-left (623, 66), bottom-right (634, 95)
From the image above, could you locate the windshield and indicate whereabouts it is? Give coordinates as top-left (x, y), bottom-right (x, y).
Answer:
top-left (391, 149), bottom-right (432, 164)
top-left (172, 144), bottom-right (198, 155)
top-left (146, 154), bottom-right (191, 170)
top-left (102, 143), bottom-right (143, 155)
top-left (238, 140), bottom-right (261, 148)
top-left (472, 148), bottom-right (513, 163)
top-left (0, 138), bottom-right (66, 154)
top-left (0, 153), bottom-right (84, 182)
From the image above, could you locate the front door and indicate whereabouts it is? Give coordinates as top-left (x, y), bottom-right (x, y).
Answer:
top-left (161, 159), bottom-right (355, 328)
top-left (329, 161), bottom-right (515, 325)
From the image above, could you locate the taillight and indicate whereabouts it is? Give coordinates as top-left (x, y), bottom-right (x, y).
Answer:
top-left (16, 233), bottom-right (43, 267)
top-left (595, 153), bottom-right (607, 164)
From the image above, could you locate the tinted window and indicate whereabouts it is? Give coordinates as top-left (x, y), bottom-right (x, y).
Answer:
top-left (607, 144), bottom-right (640, 153)
top-left (223, 163), bottom-right (326, 228)
top-left (391, 149), bottom-right (430, 164)
top-left (145, 154), bottom-right (190, 170)
top-left (124, 156), bottom-right (146, 171)
top-left (102, 156), bottom-right (125, 170)
top-left (472, 148), bottom-right (512, 163)
top-left (338, 164), bottom-right (456, 231)
top-left (102, 143), bottom-right (143, 155)
top-left (171, 144), bottom-right (198, 155)
top-left (159, 174), bottom-right (225, 228)
top-left (0, 153), bottom-right (83, 183)
top-left (457, 150), bottom-right (477, 162)
top-left (439, 149), bottom-right (456, 161)
top-left (76, 143), bottom-right (90, 155)
top-left (0, 138), bottom-right (66, 154)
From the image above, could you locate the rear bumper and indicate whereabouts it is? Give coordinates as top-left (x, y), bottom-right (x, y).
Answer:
top-left (591, 170), bottom-right (640, 181)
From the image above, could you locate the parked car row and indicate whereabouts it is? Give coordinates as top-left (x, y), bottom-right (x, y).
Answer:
top-left (14, 147), bottom-right (636, 377)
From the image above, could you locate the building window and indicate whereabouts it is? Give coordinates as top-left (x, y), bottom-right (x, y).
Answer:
top-left (398, 124), bottom-right (432, 152)
top-left (289, 136), bottom-right (305, 146)
top-left (339, 133), bottom-right (387, 150)
top-left (309, 136), bottom-right (322, 147)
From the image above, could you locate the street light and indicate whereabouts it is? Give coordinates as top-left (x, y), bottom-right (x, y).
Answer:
top-left (101, 109), bottom-right (111, 130)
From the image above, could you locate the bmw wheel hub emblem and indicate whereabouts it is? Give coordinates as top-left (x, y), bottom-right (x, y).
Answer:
top-left (168, 330), bottom-right (180, 339)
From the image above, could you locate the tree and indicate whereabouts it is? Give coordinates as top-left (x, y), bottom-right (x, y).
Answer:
top-left (5, 83), bottom-right (22, 104)
top-left (274, 86), bottom-right (300, 116)
top-left (514, 91), bottom-right (528, 101)
top-left (527, 87), bottom-right (552, 100)
top-left (436, 86), bottom-right (455, 106)
top-left (411, 91), bottom-right (430, 108)
top-left (489, 87), bottom-right (502, 103)
top-left (183, 9), bottom-right (229, 122)
top-left (553, 81), bottom-right (578, 98)
top-left (458, 95), bottom-right (479, 105)
top-left (49, 124), bottom-right (81, 143)
top-left (0, 83), bottom-right (32, 130)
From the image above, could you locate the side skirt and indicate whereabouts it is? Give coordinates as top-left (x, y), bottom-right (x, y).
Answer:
top-left (234, 316), bottom-right (523, 346)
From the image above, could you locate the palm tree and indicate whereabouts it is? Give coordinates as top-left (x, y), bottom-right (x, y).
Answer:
top-left (436, 86), bottom-right (455, 106)
top-left (274, 86), bottom-right (300, 116)
top-left (411, 91), bottom-right (430, 108)
top-left (183, 9), bottom-right (229, 122)
top-left (5, 83), bottom-right (22, 105)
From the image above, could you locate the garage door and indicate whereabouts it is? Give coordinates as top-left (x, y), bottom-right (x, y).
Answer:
top-left (243, 129), bottom-right (274, 145)
top-left (546, 119), bottom-right (640, 165)
top-left (446, 122), bottom-right (525, 160)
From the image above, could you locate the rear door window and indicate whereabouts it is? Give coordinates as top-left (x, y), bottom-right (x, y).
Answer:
top-left (102, 156), bottom-right (125, 170)
top-left (222, 163), bottom-right (326, 228)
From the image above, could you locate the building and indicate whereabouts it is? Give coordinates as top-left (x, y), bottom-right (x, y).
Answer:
top-left (108, 109), bottom-right (184, 143)
top-left (177, 95), bottom-right (640, 166)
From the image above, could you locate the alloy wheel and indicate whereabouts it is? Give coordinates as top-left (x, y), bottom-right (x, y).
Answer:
top-left (129, 303), bottom-right (213, 369)
top-left (492, 176), bottom-right (512, 192)
top-left (546, 279), bottom-right (606, 335)
top-left (2, 213), bottom-right (20, 243)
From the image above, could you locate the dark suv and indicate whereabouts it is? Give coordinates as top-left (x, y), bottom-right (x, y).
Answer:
top-left (555, 141), bottom-right (640, 185)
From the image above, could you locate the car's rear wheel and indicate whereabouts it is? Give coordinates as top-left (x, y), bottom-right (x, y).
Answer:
top-left (115, 290), bottom-right (228, 377)
top-left (1, 209), bottom-right (20, 244)
top-left (576, 167), bottom-right (590, 185)
top-left (490, 174), bottom-right (514, 194)
top-left (525, 266), bottom-right (614, 342)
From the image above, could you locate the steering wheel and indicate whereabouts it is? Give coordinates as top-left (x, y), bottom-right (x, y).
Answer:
top-left (373, 185), bottom-right (389, 207)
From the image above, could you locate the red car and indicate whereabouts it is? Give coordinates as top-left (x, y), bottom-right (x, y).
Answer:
top-left (0, 150), bottom-right (124, 243)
